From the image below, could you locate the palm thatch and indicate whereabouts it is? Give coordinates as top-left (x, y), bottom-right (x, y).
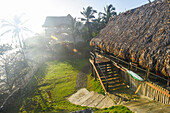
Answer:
top-left (90, 0), bottom-right (170, 76)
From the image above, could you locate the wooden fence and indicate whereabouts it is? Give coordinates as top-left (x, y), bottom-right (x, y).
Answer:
top-left (120, 70), bottom-right (170, 104)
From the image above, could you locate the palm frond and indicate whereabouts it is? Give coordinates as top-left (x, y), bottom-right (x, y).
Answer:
top-left (1, 23), bottom-right (13, 28)
top-left (22, 27), bottom-right (32, 32)
top-left (89, 15), bottom-right (95, 19)
top-left (81, 18), bottom-right (86, 21)
top-left (0, 29), bottom-right (12, 37)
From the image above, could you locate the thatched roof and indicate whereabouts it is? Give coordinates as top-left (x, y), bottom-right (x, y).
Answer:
top-left (42, 14), bottom-right (72, 27)
top-left (90, 0), bottom-right (170, 76)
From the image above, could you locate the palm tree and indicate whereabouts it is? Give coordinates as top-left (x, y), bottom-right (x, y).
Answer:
top-left (100, 4), bottom-right (117, 24)
top-left (0, 14), bottom-right (31, 60)
top-left (91, 13), bottom-right (106, 34)
top-left (80, 6), bottom-right (97, 39)
top-left (70, 17), bottom-right (82, 48)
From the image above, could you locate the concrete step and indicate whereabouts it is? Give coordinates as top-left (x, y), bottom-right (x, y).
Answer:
top-left (95, 95), bottom-right (115, 109)
top-left (88, 94), bottom-right (105, 107)
top-left (68, 88), bottom-right (115, 109)
top-left (74, 91), bottom-right (95, 105)
top-left (81, 92), bottom-right (100, 106)
top-left (68, 88), bottom-right (89, 103)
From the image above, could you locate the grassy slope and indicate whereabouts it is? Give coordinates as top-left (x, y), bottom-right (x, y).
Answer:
top-left (7, 58), bottom-right (132, 113)
top-left (17, 59), bottom-right (89, 113)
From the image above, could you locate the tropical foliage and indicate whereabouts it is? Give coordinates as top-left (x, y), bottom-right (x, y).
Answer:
top-left (0, 14), bottom-right (31, 59)
top-left (70, 17), bottom-right (82, 48)
top-left (79, 5), bottom-right (117, 42)
top-left (99, 4), bottom-right (117, 24)
top-left (80, 6), bottom-right (97, 39)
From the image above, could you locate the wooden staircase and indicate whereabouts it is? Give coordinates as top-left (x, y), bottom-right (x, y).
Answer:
top-left (95, 60), bottom-right (126, 92)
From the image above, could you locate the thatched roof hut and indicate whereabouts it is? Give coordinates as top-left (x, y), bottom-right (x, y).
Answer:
top-left (42, 14), bottom-right (72, 27)
top-left (90, 0), bottom-right (169, 77)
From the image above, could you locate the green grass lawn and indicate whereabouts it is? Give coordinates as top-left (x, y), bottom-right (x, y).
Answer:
top-left (6, 58), bottom-right (132, 113)
top-left (13, 59), bottom-right (88, 113)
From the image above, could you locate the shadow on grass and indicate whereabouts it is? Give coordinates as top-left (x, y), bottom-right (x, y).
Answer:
top-left (0, 64), bottom-right (48, 113)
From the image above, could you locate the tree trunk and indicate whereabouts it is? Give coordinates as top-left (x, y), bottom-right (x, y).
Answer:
top-left (17, 35), bottom-right (27, 66)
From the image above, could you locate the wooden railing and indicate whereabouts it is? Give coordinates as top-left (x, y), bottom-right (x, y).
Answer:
top-left (90, 51), bottom-right (109, 94)
top-left (89, 59), bottom-right (107, 94)
top-left (93, 47), bottom-right (170, 104)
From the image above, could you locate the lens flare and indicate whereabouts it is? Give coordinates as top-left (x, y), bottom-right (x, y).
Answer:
top-left (73, 48), bottom-right (77, 53)
top-left (51, 35), bottom-right (58, 41)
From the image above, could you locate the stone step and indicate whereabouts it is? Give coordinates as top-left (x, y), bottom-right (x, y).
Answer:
top-left (74, 91), bottom-right (95, 105)
top-left (68, 88), bottom-right (115, 109)
top-left (88, 94), bottom-right (105, 107)
top-left (81, 92), bottom-right (100, 106)
top-left (68, 88), bottom-right (89, 103)
top-left (95, 95), bottom-right (115, 109)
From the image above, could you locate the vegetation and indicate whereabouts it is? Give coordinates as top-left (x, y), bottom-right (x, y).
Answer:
top-left (0, 14), bottom-right (31, 59)
top-left (99, 4), bottom-right (117, 24)
top-left (4, 59), bottom-right (88, 113)
top-left (0, 44), bottom-right (28, 94)
top-left (0, 3), bottom-right (121, 113)
top-left (87, 74), bottom-right (105, 95)
top-left (70, 17), bottom-right (82, 48)
top-left (80, 6), bottom-right (97, 40)
top-left (1, 58), bottom-right (132, 113)
top-left (95, 105), bottom-right (133, 113)
top-left (78, 4), bottom-right (117, 43)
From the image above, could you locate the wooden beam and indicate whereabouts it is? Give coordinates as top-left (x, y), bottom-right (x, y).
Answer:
top-left (89, 59), bottom-right (107, 93)
top-left (135, 84), bottom-right (141, 94)
top-left (146, 82), bottom-right (170, 97)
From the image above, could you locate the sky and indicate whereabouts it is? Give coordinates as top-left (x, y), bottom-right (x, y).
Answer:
top-left (0, 0), bottom-right (153, 34)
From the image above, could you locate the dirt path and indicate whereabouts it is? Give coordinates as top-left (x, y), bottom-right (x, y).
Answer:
top-left (122, 96), bottom-right (170, 113)
top-left (75, 63), bottom-right (90, 89)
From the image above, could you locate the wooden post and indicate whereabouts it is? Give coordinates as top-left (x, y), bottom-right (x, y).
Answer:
top-left (167, 76), bottom-right (169, 87)
top-left (146, 68), bottom-right (150, 80)
top-left (91, 64), bottom-right (94, 77)
top-left (105, 64), bottom-right (107, 75)
top-left (106, 82), bottom-right (109, 92)
top-left (94, 54), bottom-right (96, 65)
top-left (130, 62), bottom-right (132, 70)
top-left (94, 69), bottom-right (97, 81)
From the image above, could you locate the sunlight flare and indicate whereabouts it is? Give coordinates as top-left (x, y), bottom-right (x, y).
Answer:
top-left (51, 35), bottom-right (58, 41)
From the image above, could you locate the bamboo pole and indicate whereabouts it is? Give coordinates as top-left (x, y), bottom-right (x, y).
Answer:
top-left (89, 59), bottom-right (107, 93)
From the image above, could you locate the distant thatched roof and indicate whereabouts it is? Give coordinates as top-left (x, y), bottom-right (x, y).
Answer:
top-left (90, 0), bottom-right (170, 76)
top-left (42, 14), bottom-right (72, 27)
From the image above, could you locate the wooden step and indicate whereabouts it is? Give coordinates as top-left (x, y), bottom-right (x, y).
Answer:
top-left (100, 70), bottom-right (113, 74)
top-left (101, 76), bottom-right (119, 80)
top-left (96, 62), bottom-right (112, 65)
top-left (105, 72), bottom-right (119, 76)
top-left (97, 65), bottom-right (111, 68)
top-left (106, 75), bottom-right (119, 79)
top-left (99, 67), bottom-right (112, 71)
top-left (102, 78), bottom-right (120, 83)
top-left (109, 85), bottom-right (126, 90)
top-left (109, 81), bottom-right (124, 86)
